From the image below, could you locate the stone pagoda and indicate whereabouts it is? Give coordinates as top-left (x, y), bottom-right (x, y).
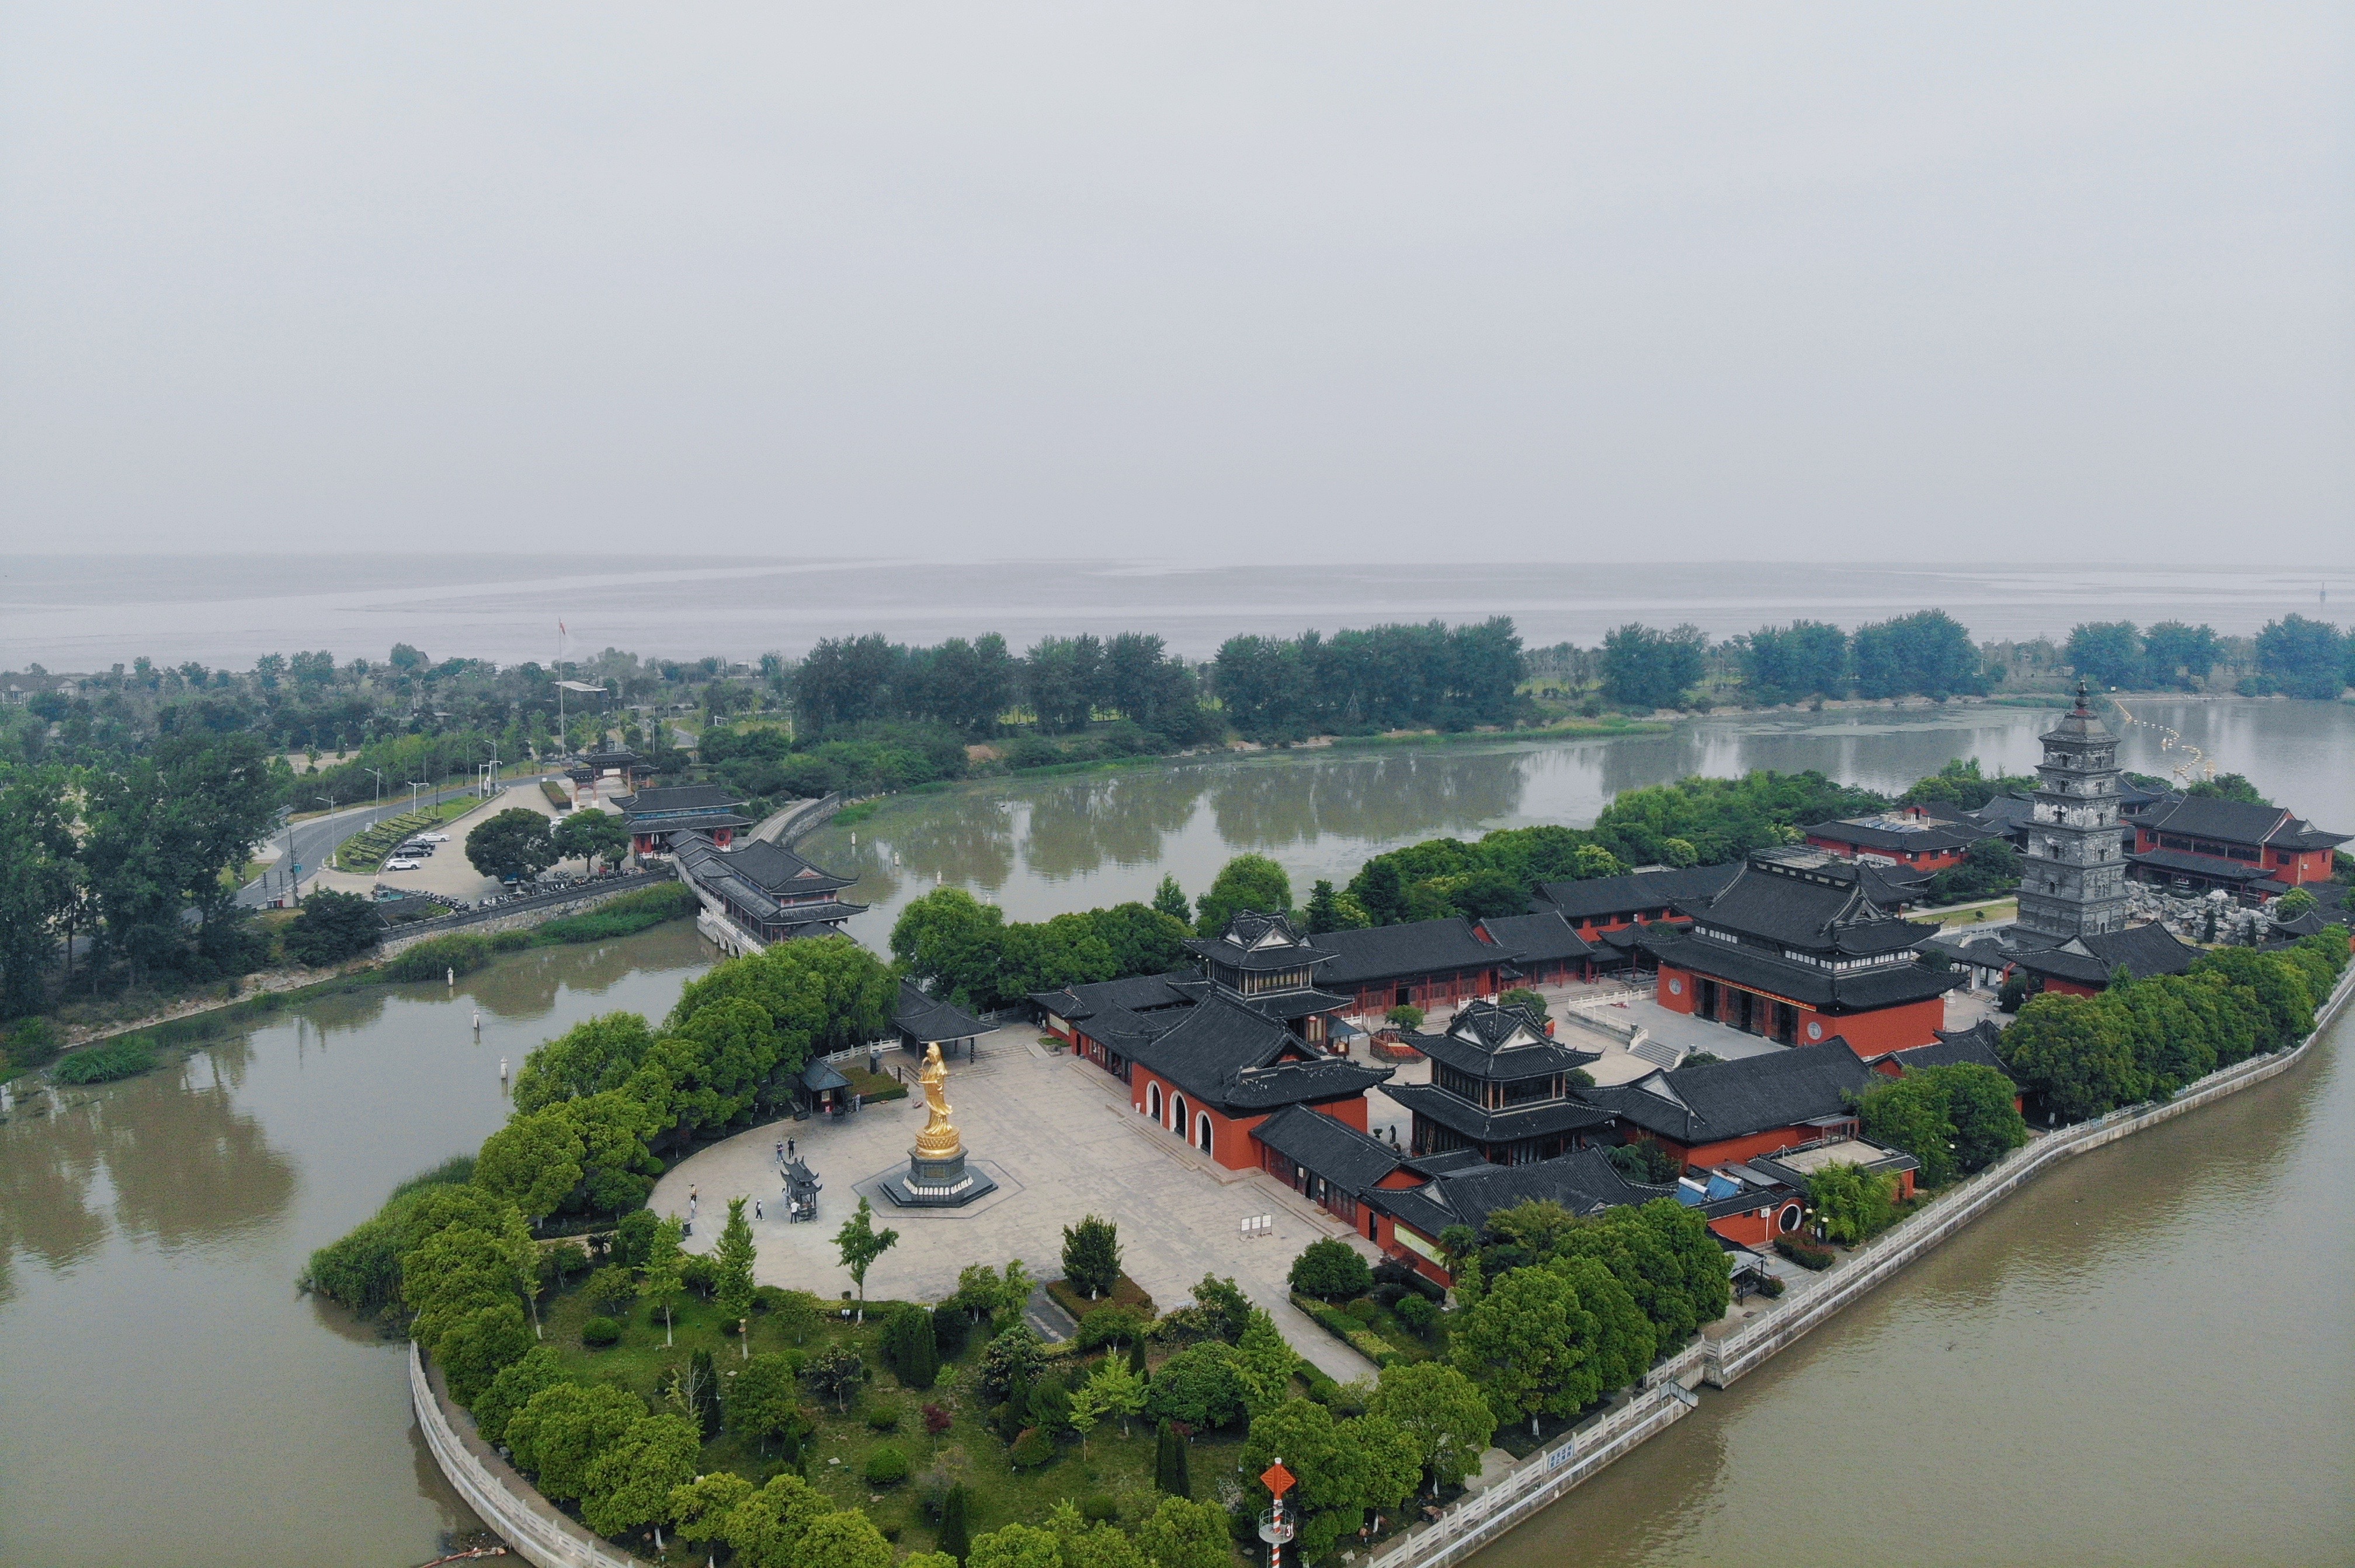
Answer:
top-left (2010, 680), bottom-right (2131, 945)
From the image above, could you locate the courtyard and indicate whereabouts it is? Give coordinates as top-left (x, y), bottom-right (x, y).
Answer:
top-left (654, 1024), bottom-right (1384, 1381)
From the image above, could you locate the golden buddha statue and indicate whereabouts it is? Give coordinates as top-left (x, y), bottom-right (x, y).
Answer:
top-left (913, 1041), bottom-right (963, 1160)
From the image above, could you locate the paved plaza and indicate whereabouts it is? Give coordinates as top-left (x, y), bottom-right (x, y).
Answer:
top-left (654, 1027), bottom-right (1383, 1380)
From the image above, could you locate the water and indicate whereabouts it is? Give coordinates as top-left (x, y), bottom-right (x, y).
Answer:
top-left (0, 927), bottom-right (713, 1568)
top-left (0, 700), bottom-right (2346, 1566)
top-left (1, 555), bottom-right (2347, 669)
top-left (809, 698), bottom-right (2355, 948)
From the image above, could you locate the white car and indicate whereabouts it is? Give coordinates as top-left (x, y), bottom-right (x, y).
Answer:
top-left (384, 857), bottom-right (421, 871)
top-left (419, 833), bottom-right (451, 843)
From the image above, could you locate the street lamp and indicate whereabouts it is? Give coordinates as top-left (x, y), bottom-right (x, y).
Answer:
top-left (409, 780), bottom-right (428, 820)
top-left (364, 767), bottom-right (385, 817)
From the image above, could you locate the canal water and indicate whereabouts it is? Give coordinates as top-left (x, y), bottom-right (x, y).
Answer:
top-left (0, 698), bottom-right (2346, 1567)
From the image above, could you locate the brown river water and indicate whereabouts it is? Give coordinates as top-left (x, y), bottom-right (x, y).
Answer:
top-left (1, 700), bottom-right (2347, 1566)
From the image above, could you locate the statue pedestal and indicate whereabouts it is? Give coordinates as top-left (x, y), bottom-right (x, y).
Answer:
top-left (881, 1145), bottom-right (998, 1209)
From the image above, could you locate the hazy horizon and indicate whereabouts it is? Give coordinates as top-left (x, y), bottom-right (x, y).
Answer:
top-left (4, 5), bottom-right (2350, 566)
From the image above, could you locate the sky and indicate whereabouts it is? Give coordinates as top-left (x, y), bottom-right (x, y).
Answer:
top-left (1, 4), bottom-right (2350, 566)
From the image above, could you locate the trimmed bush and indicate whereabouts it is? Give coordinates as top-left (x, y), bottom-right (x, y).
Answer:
top-left (863, 1444), bottom-right (910, 1485)
top-left (1393, 1293), bottom-right (1439, 1335)
top-left (1009, 1427), bottom-right (1058, 1469)
top-left (1080, 1493), bottom-right (1119, 1524)
top-left (867, 1402), bottom-right (903, 1433)
top-left (1289, 1237), bottom-right (1374, 1303)
top-left (1775, 1236), bottom-right (1835, 1271)
top-left (1343, 1298), bottom-right (1378, 1324)
top-left (581, 1316), bottom-right (621, 1347)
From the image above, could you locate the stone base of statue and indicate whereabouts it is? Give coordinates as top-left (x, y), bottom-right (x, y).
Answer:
top-left (881, 1145), bottom-right (998, 1208)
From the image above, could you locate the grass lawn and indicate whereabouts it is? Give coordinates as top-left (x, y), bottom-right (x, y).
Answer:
top-left (1923, 899), bottom-right (2016, 927)
top-left (540, 1281), bottom-right (1248, 1556)
top-left (1044, 1272), bottom-right (1156, 1324)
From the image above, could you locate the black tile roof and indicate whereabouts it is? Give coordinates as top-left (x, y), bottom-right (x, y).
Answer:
top-left (2135, 795), bottom-right (2307, 849)
top-left (895, 980), bottom-right (991, 1044)
top-left (1251, 1104), bottom-right (1411, 1194)
top-left (1405, 1000), bottom-right (1600, 1081)
top-left (2126, 847), bottom-right (2276, 883)
top-left (1885, 1020), bottom-right (2014, 1079)
top-left (675, 838), bottom-right (867, 929)
top-left (1678, 853), bottom-right (1939, 957)
top-left (620, 783), bottom-right (746, 817)
top-left (720, 838), bottom-right (859, 896)
top-left (1802, 816), bottom-right (1995, 854)
top-left (1475, 910), bottom-right (1597, 965)
top-left (1030, 970), bottom-right (1197, 1022)
top-left (1309, 918), bottom-right (1505, 987)
top-left (1535, 863), bottom-right (1741, 923)
top-left (2006, 923), bottom-right (2201, 989)
top-left (1642, 931), bottom-right (1958, 1012)
top-left (1385, 1081), bottom-right (1614, 1144)
top-left (1122, 993), bottom-right (1391, 1113)
top-left (1588, 1041), bottom-right (1876, 1147)
top-left (1183, 910), bottom-right (1338, 972)
top-left (1373, 1148), bottom-right (1679, 1240)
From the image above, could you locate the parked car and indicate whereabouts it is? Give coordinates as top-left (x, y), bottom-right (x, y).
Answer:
top-left (419, 833), bottom-right (451, 843)
top-left (385, 857), bottom-right (420, 871)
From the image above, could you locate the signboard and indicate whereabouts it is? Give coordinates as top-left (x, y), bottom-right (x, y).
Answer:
top-left (1393, 1226), bottom-right (1444, 1264)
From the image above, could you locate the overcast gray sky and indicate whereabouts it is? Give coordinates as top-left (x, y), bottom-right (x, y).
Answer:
top-left (2, 4), bottom-right (2349, 565)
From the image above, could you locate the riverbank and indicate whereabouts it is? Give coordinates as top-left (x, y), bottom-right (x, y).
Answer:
top-left (1361, 959), bottom-right (2355, 1568)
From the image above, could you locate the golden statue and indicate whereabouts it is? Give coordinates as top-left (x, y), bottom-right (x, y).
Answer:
top-left (914, 1041), bottom-right (963, 1160)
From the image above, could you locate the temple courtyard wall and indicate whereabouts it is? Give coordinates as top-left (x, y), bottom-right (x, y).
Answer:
top-left (652, 1024), bottom-right (1383, 1381)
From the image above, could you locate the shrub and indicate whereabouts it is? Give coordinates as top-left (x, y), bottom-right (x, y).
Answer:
top-left (931, 1303), bottom-right (971, 1358)
top-left (1774, 1237), bottom-right (1835, 1271)
top-left (614, 1209), bottom-right (658, 1267)
top-left (922, 1403), bottom-right (953, 1436)
top-left (753, 1285), bottom-right (789, 1313)
top-left (1080, 1494), bottom-right (1119, 1524)
top-left (1008, 1428), bottom-right (1058, 1469)
top-left (867, 1402), bottom-right (903, 1433)
top-left (864, 1444), bottom-right (910, 1485)
top-left (1343, 1298), bottom-right (1378, 1324)
top-left (490, 930), bottom-right (534, 952)
top-left (679, 1254), bottom-right (718, 1296)
top-left (53, 1035), bottom-right (158, 1085)
top-left (1755, 1275), bottom-right (1787, 1299)
top-left (1384, 1004), bottom-right (1425, 1031)
top-left (1289, 1237), bottom-right (1374, 1302)
top-left (582, 1315), bottom-right (621, 1347)
top-left (1075, 1304), bottom-right (1149, 1353)
top-left (2, 1017), bottom-right (65, 1074)
top-left (1392, 1294), bottom-right (1439, 1335)
top-left (384, 933), bottom-right (493, 982)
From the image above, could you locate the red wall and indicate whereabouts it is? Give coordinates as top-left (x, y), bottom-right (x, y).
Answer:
top-left (1804, 833), bottom-right (1968, 872)
top-left (1807, 997), bottom-right (1946, 1056)
top-left (1706, 1200), bottom-right (1806, 1250)
top-left (1130, 1065), bottom-right (1370, 1170)
top-left (1656, 964), bottom-right (1699, 1014)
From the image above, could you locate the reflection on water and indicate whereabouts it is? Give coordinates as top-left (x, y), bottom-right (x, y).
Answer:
top-left (0, 922), bottom-right (711, 1568)
top-left (812, 700), bottom-right (2355, 948)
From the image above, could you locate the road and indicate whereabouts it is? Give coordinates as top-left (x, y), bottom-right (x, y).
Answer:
top-left (238, 784), bottom-right (489, 908)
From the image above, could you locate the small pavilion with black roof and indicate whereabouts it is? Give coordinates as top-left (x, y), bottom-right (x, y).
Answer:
top-left (1383, 999), bottom-right (1614, 1166)
top-left (892, 979), bottom-right (991, 1062)
top-left (674, 835), bottom-right (867, 943)
top-left (619, 783), bottom-right (754, 856)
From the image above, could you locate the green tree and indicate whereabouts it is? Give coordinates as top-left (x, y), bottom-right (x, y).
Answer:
top-left (642, 1214), bottom-right (687, 1346)
top-left (891, 887), bottom-right (1010, 1005)
top-left (1194, 854), bottom-right (1292, 935)
top-left (2065, 621), bottom-right (2145, 689)
top-left (505, 1381), bottom-right (645, 1500)
top-left (1496, 987), bottom-right (1550, 1025)
top-left (466, 806), bottom-right (557, 884)
top-left (1135, 1494), bottom-right (1226, 1568)
top-left (1856, 1073), bottom-right (1958, 1186)
top-left (725, 1350), bottom-right (808, 1454)
top-left (1929, 1062), bottom-right (2027, 1171)
top-left (1450, 1260), bottom-right (1603, 1434)
top-left (1807, 1162), bottom-right (1898, 1244)
top-left (1365, 1360), bottom-right (1496, 1493)
top-left (1152, 1417), bottom-right (1193, 1496)
top-left (552, 808), bottom-right (631, 871)
top-left (1083, 1349), bottom-right (1148, 1438)
top-left (715, 1195), bottom-right (758, 1340)
top-left (2000, 992), bottom-right (2142, 1118)
top-left (668, 1470), bottom-right (755, 1549)
top-left (1151, 874), bottom-right (1190, 922)
top-left (2252, 614), bottom-right (2347, 700)
top-left (473, 1106), bottom-right (587, 1222)
top-left (980, 1322), bottom-right (1045, 1403)
top-left (937, 1482), bottom-right (974, 1562)
top-left (1061, 1214), bottom-right (1123, 1301)
top-left (833, 1197), bottom-right (899, 1321)
top-left (580, 1410), bottom-right (700, 1539)
top-left (0, 766), bottom-right (78, 1017)
top-left (1851, 610), bottom-right (1985, 700)
top-left (1288, 1237), bottom-right (1373, 1302)
top-left (471, 1344), bottom-right (565, 1448)
top-left (2142, 621), bottom-right (2221, 689)
top-left (1600, 623), bottom-right (1706, 709)
top-left (1240, 1399), bottom-right (1422, 1560)
top-left (284, 888), bottom-right (383, 966)
top-left (802, 1344), bottom-right (868, 1413)
top-left (1143, 1343), bottom-right (1247, 1430)
top-left (883, 1303), bottom-right (940, 1389)
top-left (1232, 1308), bottom-right (1301, 1418)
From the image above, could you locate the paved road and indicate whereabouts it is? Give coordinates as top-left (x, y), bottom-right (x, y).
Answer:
top-left (238, 784), bottom-right (488, 908)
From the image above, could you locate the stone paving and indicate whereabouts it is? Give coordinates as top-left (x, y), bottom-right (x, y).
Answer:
top-left (653, 1026), bottom-right (1383, 1381)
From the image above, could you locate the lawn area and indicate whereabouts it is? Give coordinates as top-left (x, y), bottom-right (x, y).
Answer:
top-left (540, 1278), bottom-right (1247, 1557)
top-left (1922, 898), bottom-right (2016, 927)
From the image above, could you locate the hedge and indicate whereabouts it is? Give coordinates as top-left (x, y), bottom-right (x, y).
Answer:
top-left (1291, 1292), bottom-right (1399, 1367)
top-left (1774, 1236), bottom-right (1836, 1271)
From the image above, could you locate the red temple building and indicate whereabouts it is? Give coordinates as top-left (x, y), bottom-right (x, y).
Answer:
top-left (1801, 810), bottom-right (1993, 872)
top-left (1380, 999), bottom-right (1613, 1165)
top-left (1641, 849), bottom-right (1960, 1057)
top-left (619, 783), bottom-right (753, 856)
top-left (1308, 918), bottom-right (1510, 1017)
top-left (2127, 795), bottom-right (2347, 896)
top-left (673, 835), bottom-right (866, 941)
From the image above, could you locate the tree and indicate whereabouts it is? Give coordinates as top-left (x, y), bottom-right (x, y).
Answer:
top-left (580, 1410), bottom-right (700, 1539)
top-left (2000, 992), bottom-right (2142, 1118)
top-left (1851, 610), bottom-right (1985, 700)
top-left (466, 806), bottom-right (557, 884)
top-left (643, 1214), bottom-right (687, 1346)
top-left (1084, 1349), bottom-right (1148, 1438)
top-left (1496, 986), bottom-right (1550, 1025)
top-left (1743, 620), bottom-right (1850, 704)
top-left (834, 1197), bottom-right (898, 1321)
top-left (2252, 614), bottom-right (2347, 700)
top-left (726, 1352), bottom-right (810, 1454)
top-left (1288, 1237), bottom-right (1373, 1302)
top-left (1152, 1417), bottom-right (1192, 1496)
top-left (1194, 854), bottom-right (1293, 935)
top-left (1134, 1495), bottom-right (1226, 1568)
top-left (1075, 1303), bottom-right (1148, 1353)
top-left (0, 766), bottom-right (77, 1017)
top-left (2142, 621), bottom-right (2220, 689)
top-left (1302, 879), bottom-right (1353, 933)
top-left (1241, 1399), bottom-right (1422, 1560)
top-left (284, 888), bottom-right (382, 966)
top-left (668, 1471), bottom-right (755, 1549)
top-left (553, 808), bottom-right (631, 871)
top-left (1807, 1162), bottom-right (1898, 1244)
top-left (937, 1483), bottom-right (974, 1561)
top-left (1450, 1261), bottom-right (1603, 1433)
top-left (473, 1106), bottom-right (588, 1223)
top-left (883, 1303), bottom-right (940, 1390)
top-left (2065, 621), bottom-right (2145, 690)
top-left (1142, 1343), bottom-right (1247, 1430)
top-left (980, 1323), bottom-right (1045, 1403)
top-left (676, 1347), bottom-right (724, 1437)
top-left (1151, 874), bottom-right (1190, 922)
top-left (1856, 1073), bottom-right (1958, 1186)
top-left (1600, 623), bottom-right (1706, 709)
top-left (802, 1344), bottom-right (869, 1413)
top-left (1366, 1361), bottom-right (1497, 1493)
top-left (1232, 1308), bottom-right (1300, 1418)
top-left (505, 1381), bottom-right (645, 1501)
top-left (471, 1344), bottom-right (565, 1448)
top-left (1186, 1273), bottom-right (1252, 1342)
top-left (715, 1196), bottom-right (758, 1341)
top-left (1062, 1214), bottom-right (1123, 1300)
